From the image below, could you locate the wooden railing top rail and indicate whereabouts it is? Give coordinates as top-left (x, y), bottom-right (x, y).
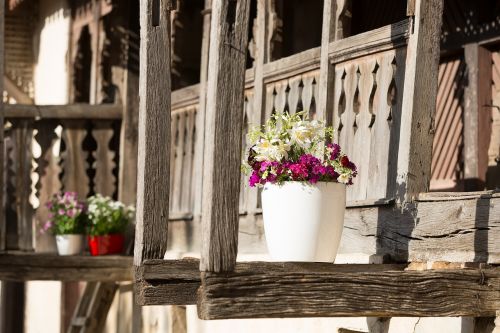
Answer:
top-left (172, 84), bottom-right (200, 110)
top-left (329, 19), bottom-right (411, 63)
top-left (4, 104), bottom-right (123, 120)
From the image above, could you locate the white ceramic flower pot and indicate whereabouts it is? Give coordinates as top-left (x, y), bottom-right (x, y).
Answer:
top-left (262, 181), bottom-right (346, 262)
top-left (55, 234), bottom-right (84, 256)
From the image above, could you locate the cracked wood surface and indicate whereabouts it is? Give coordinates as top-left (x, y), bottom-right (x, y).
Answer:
top-left (341, 195), bottom-right (500, 263)
top-left (198, 266), bottom-right (500, 319)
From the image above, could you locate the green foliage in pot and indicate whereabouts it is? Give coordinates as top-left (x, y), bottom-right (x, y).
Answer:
top-left (86, 194), bottom-right (135, 236)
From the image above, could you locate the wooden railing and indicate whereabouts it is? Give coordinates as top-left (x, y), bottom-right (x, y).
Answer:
top-left (4, 104), bottom-right (122, 251)
top-left (166, 20), bottom-right (412, 221)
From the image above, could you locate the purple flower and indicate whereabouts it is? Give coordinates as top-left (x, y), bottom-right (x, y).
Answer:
top-left (58, 208), bottom-right (65, 216)
top-left (327, 143), bottom-right (341, 160)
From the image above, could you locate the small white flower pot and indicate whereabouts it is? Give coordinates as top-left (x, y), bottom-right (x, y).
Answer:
top-left (262, 181), bottom-right (346, 262)
top-left (55, 234), bottom-right (84, 256)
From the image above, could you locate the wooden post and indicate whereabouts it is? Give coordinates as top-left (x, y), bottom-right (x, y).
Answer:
top-left (0, 0), bottom-right (5, 251)
top-left (463, 43), bottom-right (492, 191)
top-left (134, 0), bottom-right (173, 266)
top-left (200, 0), bottom-right (251, 272)
top-left (396, 0), bottom-right (444, 202)
top-left (317, 0), bottom-right (337, 123)
top-left (192, 0), bottom-right (212, 218)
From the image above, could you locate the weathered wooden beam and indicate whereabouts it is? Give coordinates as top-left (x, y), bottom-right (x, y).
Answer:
top-left (397, 0), bottom-right (444, 201)
top-left (134, 0), bottom-right (173, 266)
top-left (342, 194), bottom-right (500, 264)
top-left (0, 254), bottom-right (132, 281)
top-left (0, 0), bottom-right (5, 252)
top-left (198, 265), bottom-right (500, 319)
top-left (200, 0), bottom-right (251, 272)
top-left (192, 0), bottom-right (212, 219)
top-left (136, 259), bottom-right (407, 306)
top-left (463, 43), bottom-right (492, 190)
top-left (4, 104), bottom-right (123, 120)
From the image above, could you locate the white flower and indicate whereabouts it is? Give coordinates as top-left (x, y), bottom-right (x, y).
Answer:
top-left (338, 173), bottom-right (350, 184)
top-left (288, 121), bottom-right (315, 149)
top-left (253, 138), bottom-right (289, 162)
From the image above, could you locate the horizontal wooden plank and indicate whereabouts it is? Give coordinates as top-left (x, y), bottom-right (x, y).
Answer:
top-left (198, 265), bottom-right (500, 319)
top-left (418, 191), bottom-right (500, 201)
top-left (342, 195), bottom-right (500, 263)
top-left (134, 259), bottom-right (419, 306)
top-left (171, 84), bottom-right (200, 110)
top-left (5, 104), bottom-right (123, 120)
top-left (329, 19), bottom-right (410, 63)
top-left (346, 198), bottom-right (395, 208)
top-left (262, 47), bottom-right (321, 83)
top-left (0, 253), bottom-right (132, 281)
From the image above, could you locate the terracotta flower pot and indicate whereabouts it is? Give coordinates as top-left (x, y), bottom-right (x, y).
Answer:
top-left (262, 181), bottom-right (346, 262)
top-left (88, 234), bottom-right (125, 256)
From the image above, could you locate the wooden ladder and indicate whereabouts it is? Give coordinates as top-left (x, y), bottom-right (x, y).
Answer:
top-left (67, 282), bottom-right (118, 333)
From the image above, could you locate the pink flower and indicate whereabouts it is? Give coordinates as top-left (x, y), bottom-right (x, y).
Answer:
top-left (58, 208), bottom-right (65, 216)
top-left (249, 171), bottom-right (261, 187)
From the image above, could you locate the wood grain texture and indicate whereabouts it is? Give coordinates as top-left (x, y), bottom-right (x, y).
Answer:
top-left (4, 104), bottom-right (122, 120)
top-left (396, 0), bottom-right (444, 201)
top-left (0, 0), bottom-right (5, 251)
top-left (463, 44), bottom-right (492, 190)
top-left (316, 0), bottom-right (336, 122)
top-left (192, 0), bottom-right (211, 218)
top-left (136, 259), bottom-right (406, 305)
top-left (0, 254), bottom-right (132, 281)
top-left (135, 259), bottom-right (200, 305)
top-left (200, 0), bottom-right (251, 272)
top-left (134, 0), bottom-right (172, 266)
top-left (198, 266), bottom-right (500, 319)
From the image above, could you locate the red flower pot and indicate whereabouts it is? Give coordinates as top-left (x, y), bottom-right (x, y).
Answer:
top-left (88, 234), bottom-right (124, 256)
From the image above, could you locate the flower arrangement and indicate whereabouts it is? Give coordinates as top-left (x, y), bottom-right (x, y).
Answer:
top-left (41, 191), bottom-right (87, 235)
top-left (244, 112), bottom-right (357, 187)
top-left (86, 194), bottom-right (134, 236)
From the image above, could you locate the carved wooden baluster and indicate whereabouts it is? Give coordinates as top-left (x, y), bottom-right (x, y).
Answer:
top-left (287, 76), bottom-right (302, 114)
top-left (4, 124), bottom-right (16, 249)
top-left (351, 59), bottom-right (377, 201)
top-left (337, 64), bottom-right (359, 159)
top-left (181, 108), bottom-right (196, 213)
top-left (333, 67), bottom-right (345, 143)
top-left (311, 71), bottom-right (320, 118)
top-left (301, 74), bottom-right (315, 115)
top-left (172, 111), bottom-right (186, 214)
top-left (264, 84), bottom-right (276, 120)
top-left (34, 120), bottom-right (61, 252)
top-left (274, 81), bottom-right (288, 114)
top-left (92, 120), bottom-right (116, 197)
top-left (60, 121), bottom-right (90, 198)
top-left (14, 120), bottom-right (34, 250)
top-left (169, 113), bottom-right (178, 212)
top-left (368, 53), bottom-right (398, 198)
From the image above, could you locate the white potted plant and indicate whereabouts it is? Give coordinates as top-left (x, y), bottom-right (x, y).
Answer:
top-left (244, 112), bottom-right (357, 262)
top-left (41, 192), bottom-right (87, 256)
